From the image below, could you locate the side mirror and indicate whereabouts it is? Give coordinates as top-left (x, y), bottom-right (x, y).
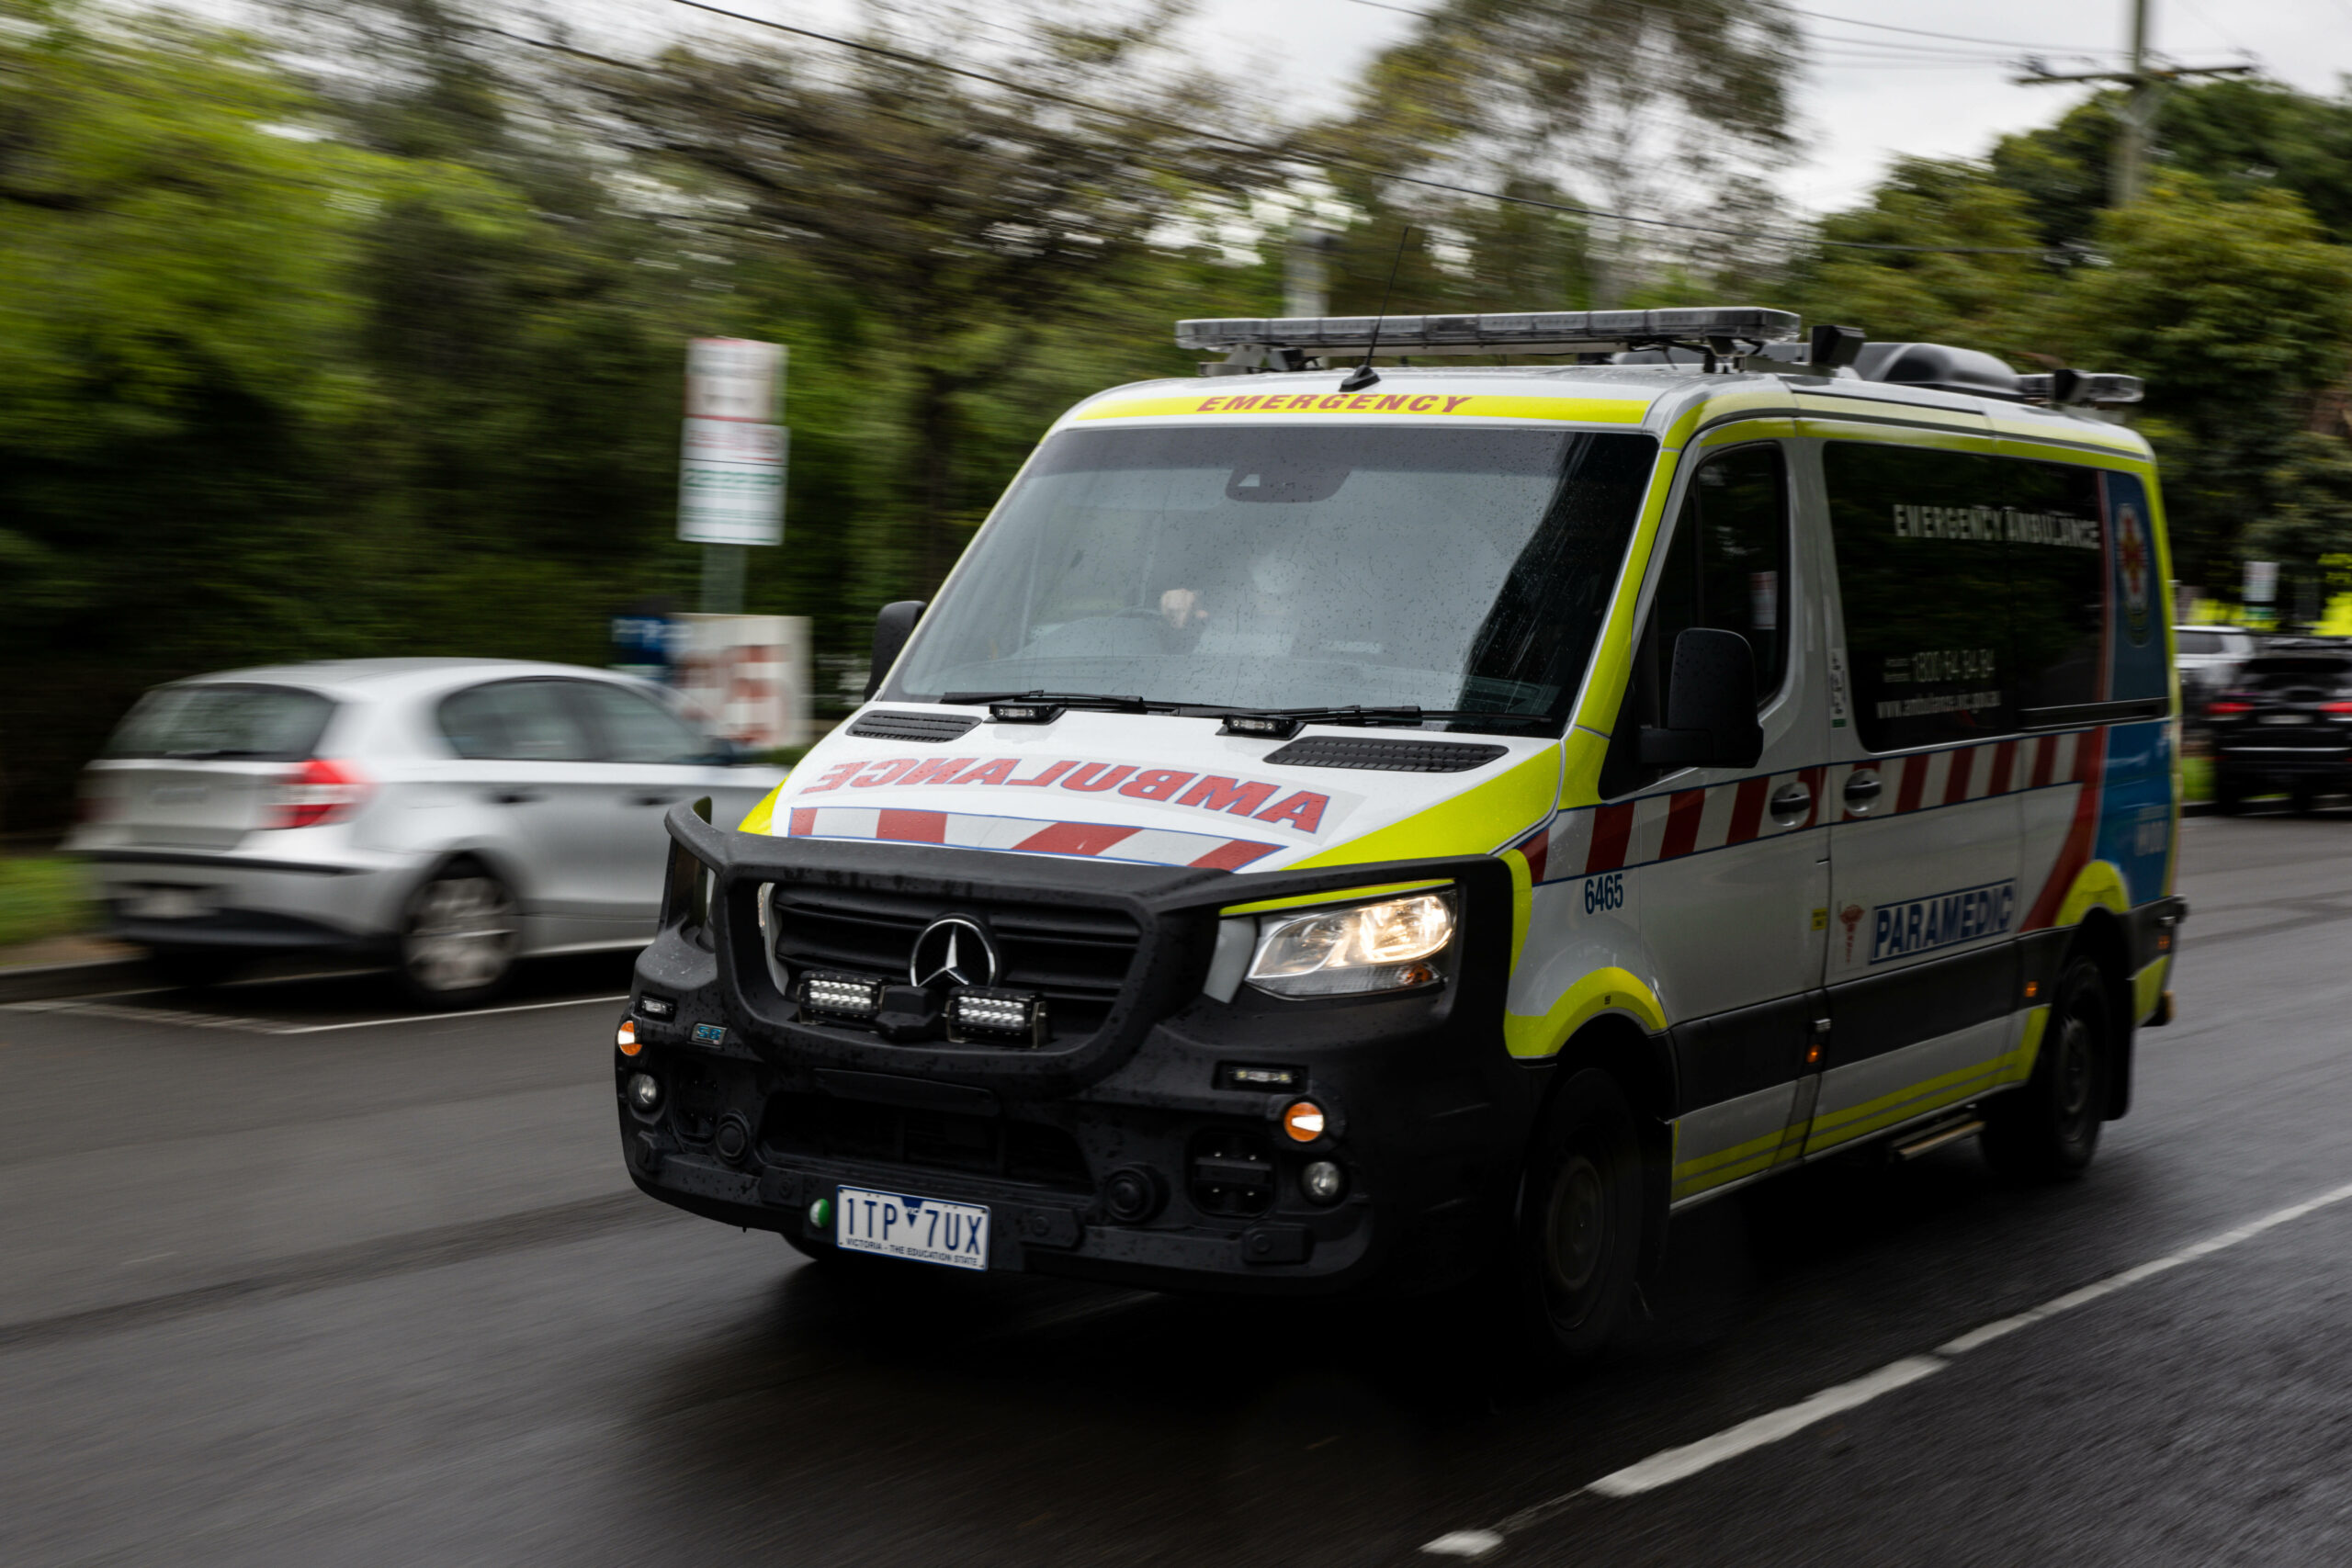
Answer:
top-left (865, 600), bottom-right (926, 700)
top-left (1639, 627), bottom-right (1763, 770)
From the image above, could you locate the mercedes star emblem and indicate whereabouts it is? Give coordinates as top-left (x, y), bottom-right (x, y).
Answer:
top-left (910, 916), bottom-right (1000, 988)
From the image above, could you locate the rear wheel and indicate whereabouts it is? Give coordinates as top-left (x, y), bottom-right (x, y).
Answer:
top-left (2291, 782), bottom-right (2324, 815)
top-left (2212, 767), bottom-right (2246, 816)
top-left (1983, 955), bottom-right (2110, 1181)
top-left (397, 865), bottom-right (518, 1009)
top-left (1505, 1069), bottom-right (1645, 1368)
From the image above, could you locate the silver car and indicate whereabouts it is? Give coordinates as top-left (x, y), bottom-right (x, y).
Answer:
top-left (2176, 624), bottom-right (2260, 716)
top-left (66, 659), bottom-right (780, 1004)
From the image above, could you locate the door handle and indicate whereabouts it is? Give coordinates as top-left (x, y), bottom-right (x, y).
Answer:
top-left (1769, 783), bottom-right (1812, 821)
top-left (1842, 771), bottom-right (1883, 811)
top-left (491, 790), bottom-right (543, 806)
top-left (630, 793), bottom-right (683, 807)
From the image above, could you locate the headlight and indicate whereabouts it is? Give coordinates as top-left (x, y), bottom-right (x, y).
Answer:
top-left (1245, 890), bottom-right (1456, 998)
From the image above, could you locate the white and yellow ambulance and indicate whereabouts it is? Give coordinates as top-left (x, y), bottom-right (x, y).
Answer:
top-left (618, 308), bottom-right (2184, 1359)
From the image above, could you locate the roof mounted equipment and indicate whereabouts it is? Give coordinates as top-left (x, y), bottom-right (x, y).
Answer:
top-left (2019, 368), bottom-right (2145, 407)
top-left (1852, 343), bottom-right (2025, 401)
top-left (1180, 308), bottom-right (1801, 375)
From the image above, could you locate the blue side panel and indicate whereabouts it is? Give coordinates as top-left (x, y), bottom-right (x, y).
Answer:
top-left (2101, 471), bottom-right (2167, 702)
top-left (2098, 719), bottom-right (2174, 906)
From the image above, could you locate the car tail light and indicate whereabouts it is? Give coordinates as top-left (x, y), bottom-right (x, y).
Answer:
top-left (74, 774), bottom-right (118, 825)
top-left (269, 758), bottom-right (369, 829)
top-left (2324, 702), bottom-right (2352, 716)
top-left (2207, 700), bottom-right (2252, 716)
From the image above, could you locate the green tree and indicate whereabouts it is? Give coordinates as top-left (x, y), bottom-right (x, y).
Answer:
top-left (2038, 178), bottom-right (2352, 589)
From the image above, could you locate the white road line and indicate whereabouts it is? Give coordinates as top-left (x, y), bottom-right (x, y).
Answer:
top-left (1428, 1176), bottom-right (2352, 1557)
top-left (5, 992), bottom-right (628, 1035)
top-left (275, 994), bottom-right (630, 1033)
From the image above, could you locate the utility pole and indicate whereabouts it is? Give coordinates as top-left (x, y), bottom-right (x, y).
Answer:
top-left (2015, 0), bottom-right (2255, 206)
top-left (1284, 223), bottom-right (1341, 318)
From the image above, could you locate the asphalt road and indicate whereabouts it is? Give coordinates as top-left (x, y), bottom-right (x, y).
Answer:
top-left (5, 810), bottom-right (2350, 1566)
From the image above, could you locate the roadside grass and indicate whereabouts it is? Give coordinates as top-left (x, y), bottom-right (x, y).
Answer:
top-left (0, 857), bottom-right (94, 950)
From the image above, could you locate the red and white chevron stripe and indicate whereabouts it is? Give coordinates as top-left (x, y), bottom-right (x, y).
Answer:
top-left (1522, 729), bottom-right (2101, 881)
top-left (783, 805), bottom-right (1279, 871)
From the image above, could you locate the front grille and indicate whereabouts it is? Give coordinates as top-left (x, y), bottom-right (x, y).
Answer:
top-left (1263, 736), bottom-right (1510, 773)
top-left (760, 1092), bottom-right (1091, 1191)
top-left (769, 885), bottom-right (1140, 1038)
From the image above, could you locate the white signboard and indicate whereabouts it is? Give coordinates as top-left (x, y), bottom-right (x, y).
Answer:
top-left (673, 614), bottom-right (810, 749)
top-left (678, 418), bottom-right (786, 546)
top-left (2245, 559), bottom-right (2278, 604)
top-left (679, 337), bottom-right (786, 547)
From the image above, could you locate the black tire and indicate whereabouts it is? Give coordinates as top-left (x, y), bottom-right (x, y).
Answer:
top-left (1504, 1068), bottom-right (1646, 1368)
top-left (2290, 782), bottom-right (2323, 815)
top-left (2212, 767), bottom-right (2246, 816)
top-left (1982, 955), bottom-right (2111, 1181)
top-left (396, 863), bottom-right (518, 1010)
top-left (146, 946), bottom-right (243, 990)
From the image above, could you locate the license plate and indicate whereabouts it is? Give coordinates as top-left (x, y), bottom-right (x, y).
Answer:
top-left (129, 886), bottom-right (212, 920)
top-left (2262, 713), bottom-right (2312, 726)
top-left (834, 1184), bottom-right (989, 1270)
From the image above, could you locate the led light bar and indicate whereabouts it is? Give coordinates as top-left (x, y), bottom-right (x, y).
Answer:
top-left (798, 972), bottom-right (884, 1020)
top-left (944, 987), bottom-right (1049, 1047)
top-left (1176, 307), bottom-right (1802, 358)
top-left (989, 700), bottom-right (1063, 724)
top-left (2018, 369), bottom-right (2144, 407)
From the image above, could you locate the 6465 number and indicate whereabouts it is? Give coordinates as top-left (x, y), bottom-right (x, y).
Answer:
top-left (1582, 872), bottom-right (1625, 915)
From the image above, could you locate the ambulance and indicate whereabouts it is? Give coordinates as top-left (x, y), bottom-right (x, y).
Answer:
top-left (616, 308), bottom-right (2185, 1361)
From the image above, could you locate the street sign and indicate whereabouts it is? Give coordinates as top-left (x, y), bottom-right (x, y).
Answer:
top-left (679, 338), bottom-right (786, 549)
top-left (678, 418), bottom-right (786, 546)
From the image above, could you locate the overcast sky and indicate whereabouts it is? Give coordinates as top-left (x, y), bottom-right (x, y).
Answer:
top-left (1168, 0), bottom-right (2352, 212)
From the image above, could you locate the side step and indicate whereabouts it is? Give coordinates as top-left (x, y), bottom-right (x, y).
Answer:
top-left (1890, 1112), bottom-right (1985, 1161)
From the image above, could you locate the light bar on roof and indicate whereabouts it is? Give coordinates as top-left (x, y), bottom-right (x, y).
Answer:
top-left (1176, 308), bottom-right (1803, 357)
top-left (2018, 369), bottom-right (2144, 407)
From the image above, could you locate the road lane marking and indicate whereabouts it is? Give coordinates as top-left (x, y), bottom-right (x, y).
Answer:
top-left (277, 994), bottom-right (629, 1033)
top-left (1426, 1175), bottom-right (2352, 1556)
top-left (5, 992), bottom-right (628, 1035)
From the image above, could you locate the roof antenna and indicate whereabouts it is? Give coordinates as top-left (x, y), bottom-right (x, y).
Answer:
top-left (1340, 226), bottom-right (1411, 393)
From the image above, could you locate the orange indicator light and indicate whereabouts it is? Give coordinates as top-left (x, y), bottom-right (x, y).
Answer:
top-left (616, 1019), bottom-right (642, 1056)
top-left (1282, 1100), bottom-right (1328, 1143)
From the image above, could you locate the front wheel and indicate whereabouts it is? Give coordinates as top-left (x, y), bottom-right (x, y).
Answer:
top-left (1505, 1069), bottom-right (1645, 1369)
top-left (1982, 955), bottom-right (2111, 1181)
top-left (397, 865), bottom-right (518, 1009)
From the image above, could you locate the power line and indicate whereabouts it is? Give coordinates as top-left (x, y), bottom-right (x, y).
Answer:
top-left (491, 1), bottom-right (2069, 259)
top-left (1334, 0), bottom-right (2120, 54)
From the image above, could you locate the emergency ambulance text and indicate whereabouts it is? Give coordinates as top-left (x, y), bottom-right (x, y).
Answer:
top-left (1890, 502), bottom-right (2099, 549)
top-left (797, 755), bottom-right (1333, 834)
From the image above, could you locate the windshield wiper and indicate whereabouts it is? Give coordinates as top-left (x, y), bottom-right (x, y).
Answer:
top-left (1210, 705), bottom-right (1552, 737)
top-left (937, 690), bottom-right (1179, 715)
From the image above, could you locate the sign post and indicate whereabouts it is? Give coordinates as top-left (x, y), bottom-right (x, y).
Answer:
top-left (679, 338), bottom-right (786, 613)
top-left (2245, 559), bottom-right (2278, 631)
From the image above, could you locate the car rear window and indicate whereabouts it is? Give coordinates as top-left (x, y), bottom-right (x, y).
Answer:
top-left (103, 684), bottom-right (334, 761)
top-left (2242, 658), bottom-right (2351, 692)
top-left (2175, 631), bottom-right (2222, 656)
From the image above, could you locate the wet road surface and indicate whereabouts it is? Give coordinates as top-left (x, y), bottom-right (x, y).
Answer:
top-left (5, 812), bottom-right (2349, 1564)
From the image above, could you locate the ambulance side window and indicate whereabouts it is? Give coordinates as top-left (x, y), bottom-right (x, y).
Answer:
top-left (1825, 443), bottom-right (2016, 750)
top-left (2002, 458), bottom-right (2108, 717)
top-left (1651, 443), bottom-right (1789, 699)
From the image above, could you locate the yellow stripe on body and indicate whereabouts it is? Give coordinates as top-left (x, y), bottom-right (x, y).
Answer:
top-left (1074, 392), bottom-right (1654, 424)
top-left (1502, 966), bottom-right (1668, 1060)
top-left (737, 781), bottom-right (786, 835)
top-left (1220, 879), bottom-right (1451, 917)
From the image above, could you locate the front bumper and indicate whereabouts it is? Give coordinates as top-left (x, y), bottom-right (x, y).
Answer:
top-left (616, 806), bottom-right (1540, 1295)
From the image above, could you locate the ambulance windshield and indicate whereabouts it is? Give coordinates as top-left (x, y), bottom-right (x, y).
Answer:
top-left (888, 424), bottom-right (1658, 734)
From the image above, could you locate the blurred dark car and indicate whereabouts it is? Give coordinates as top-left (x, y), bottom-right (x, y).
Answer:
top-left (2208, 638), bottom-right (2352, 814)
top-left (66, 659), bottom-right (780, 1004)
top-left (2174, 624), bottom-right (2259, 718)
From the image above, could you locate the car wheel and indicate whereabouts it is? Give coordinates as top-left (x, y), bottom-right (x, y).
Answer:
top-left (2290, 782), bottom-right (2323, 815)
top-left (1982, 955), bottom-right (2110, 1181)
top-left (2212, 768), bottom-right (2245, 816)
top-left (398, 864), bottom-right (518, 1009)
top-left (1505, 1068), bottom-right (1645, 1369)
